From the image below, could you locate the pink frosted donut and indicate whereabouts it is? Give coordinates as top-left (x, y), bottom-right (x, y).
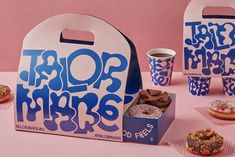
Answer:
top-left (208, 100), bottom-right (235, 120)
top-left (129, 104), bottom-right (162, 119)
top-left (209, 100), bottom-right (235, 113)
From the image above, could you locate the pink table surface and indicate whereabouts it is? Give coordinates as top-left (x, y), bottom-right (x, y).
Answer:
top-left (0, 72), bottom-right (234, 157)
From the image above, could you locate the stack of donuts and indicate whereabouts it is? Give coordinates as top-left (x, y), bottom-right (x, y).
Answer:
top-left (128, 89), bottom-right (172, 119)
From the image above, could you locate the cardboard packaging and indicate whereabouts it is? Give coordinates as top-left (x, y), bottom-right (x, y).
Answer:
top-left (123, 93), bottom-right (176, 145)
top-left (183, 0), bottom-right (235, 78)
top-left (15, 14), bottom-right (142, 142)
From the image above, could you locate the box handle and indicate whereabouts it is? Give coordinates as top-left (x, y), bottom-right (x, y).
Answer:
top-left (202, 6), bottom-right (235, 19)
top-left (185, 0), bottom-right (235, 20)
top-left (25, 14), bottom-right (125, 47)
top-left (60, 29), bottom-right (95, 45)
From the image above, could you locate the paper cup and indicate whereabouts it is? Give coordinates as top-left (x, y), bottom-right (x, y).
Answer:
top-left (222, 77), bottom-right (235, 96)
top-left (147, 48), bottom-right (176, 86)
top-left (188, 76), bottom-right (211, 96)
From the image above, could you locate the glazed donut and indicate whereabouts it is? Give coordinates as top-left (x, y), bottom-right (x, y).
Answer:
top-left (129, 104), bottom-right (162, 119)
top-left (0, 85), bottom-right (11, 103)
top-left (186, 128), bottom-right (224, 156)
top-left (208, 100), bottom-right (235, 120)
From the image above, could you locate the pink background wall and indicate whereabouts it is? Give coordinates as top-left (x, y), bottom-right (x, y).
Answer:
top-left (0, 0), bottom-right (190, 72)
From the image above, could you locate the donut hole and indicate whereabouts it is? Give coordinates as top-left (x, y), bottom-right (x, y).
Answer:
top-left (142, 110), bottom-right (152, 115)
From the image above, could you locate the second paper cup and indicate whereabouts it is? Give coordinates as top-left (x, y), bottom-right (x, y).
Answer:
top-left (188, 76), bottom-right (211, 96)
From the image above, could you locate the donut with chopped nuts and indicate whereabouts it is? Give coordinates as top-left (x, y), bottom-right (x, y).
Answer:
top-left (0, 85), bottom-right (11, 103)
top-left (186, 128), bottom-right (224, 156)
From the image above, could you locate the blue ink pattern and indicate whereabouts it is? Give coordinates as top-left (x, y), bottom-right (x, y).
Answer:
top-left (188, 77), bottom-right (211, 96)
top-left (184, 21), bottom-right (235, 77)
top-left (17, 48), bottom-right (128, 135)
top-left (222, 78), bottom-right (235, 96)
top-left (148, 56), bottom-right (175, 86)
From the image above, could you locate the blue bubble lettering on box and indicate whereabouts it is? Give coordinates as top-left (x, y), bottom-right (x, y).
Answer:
top-left (21, 50), bottom-right (43, 86)
top-left (35, 50), bottom-right (63, 91)
top-left (20, 71), bottom-right (29, 82)
top-left (97, 94), bottom-right (121, 132)
top-left (184, 21), bottom-right (235, 76)
top-left (17, 48), bottom-right (128, 134)
top-left (72, 93), bottom-right (99, 134)
top-left (93, 52), bottom-right (128, 93)
top-left (124, 95), bottom-right (134, 104)
top-left (67, 49), bottom-right (102, 87)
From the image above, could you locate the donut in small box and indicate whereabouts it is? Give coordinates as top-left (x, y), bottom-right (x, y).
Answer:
top-left (123, 89), bottom-right (175, 145)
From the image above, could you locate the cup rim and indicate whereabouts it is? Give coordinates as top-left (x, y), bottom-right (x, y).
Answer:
top-left (146, 48), bottom-right (176, 59)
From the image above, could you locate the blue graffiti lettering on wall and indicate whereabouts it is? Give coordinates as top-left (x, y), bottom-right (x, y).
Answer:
top-left (17, 48), bottom-right (127, 134)
top-left (184, 21), bottom-right (235, 76)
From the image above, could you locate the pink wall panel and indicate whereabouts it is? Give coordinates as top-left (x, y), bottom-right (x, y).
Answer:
top-left (0, 0), bottom-right (190, 71)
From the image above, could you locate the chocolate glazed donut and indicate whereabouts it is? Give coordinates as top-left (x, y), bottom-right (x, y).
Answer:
top-left (138, 89), bottom-right (172, 112)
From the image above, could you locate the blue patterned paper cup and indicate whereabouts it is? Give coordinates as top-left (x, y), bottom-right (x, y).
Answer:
top-left (222, 77), bottom-right (235, 96)
top-left (188, 76), bottom-right (211, 96)
top-left (147, 48), bottom-right (176, 86)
